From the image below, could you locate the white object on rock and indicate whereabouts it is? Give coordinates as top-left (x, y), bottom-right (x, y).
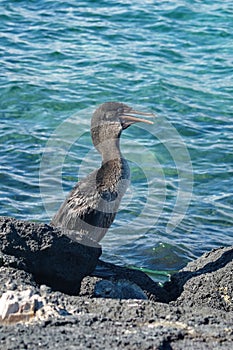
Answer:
top-left (0, 289), bottom-right (41, 323)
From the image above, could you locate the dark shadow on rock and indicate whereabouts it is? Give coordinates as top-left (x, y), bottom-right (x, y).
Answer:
top-left (0, 216), bottom-right (102, 295)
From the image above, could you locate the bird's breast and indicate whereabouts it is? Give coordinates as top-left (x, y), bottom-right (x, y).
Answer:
top-left (97, 158), bottom-right (130, 201)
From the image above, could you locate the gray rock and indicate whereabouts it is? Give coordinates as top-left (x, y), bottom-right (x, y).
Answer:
top-left (94, 279), bottom-right (148, 300)
top-left (164, 246), bottom-right (233, 311)
top-left (0, 216), bottom-right (102, 295)
top-left (0, 295), bottom-right (232, 349)
top-left (92, 259), bottom-right (168, 302)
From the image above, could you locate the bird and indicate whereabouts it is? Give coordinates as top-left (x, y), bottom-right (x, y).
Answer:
top-left (50, 102), bottom-right (154, 243)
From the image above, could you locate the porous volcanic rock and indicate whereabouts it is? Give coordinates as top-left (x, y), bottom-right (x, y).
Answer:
top-left (164, 246), bottom-right (233, 311)
top-left (0, 216), bottom-right (101, 295)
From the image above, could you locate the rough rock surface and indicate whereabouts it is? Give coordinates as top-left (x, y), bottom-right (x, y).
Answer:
top-left (164, 245), bottom-right (233, 311)
top-left (0, 216), bottom-right (101, 295)
top-left (0, 216), bottom-right (233, 349)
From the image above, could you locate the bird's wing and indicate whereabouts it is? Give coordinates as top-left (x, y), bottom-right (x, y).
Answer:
top-left (50, 169), bottom-right (117, 238)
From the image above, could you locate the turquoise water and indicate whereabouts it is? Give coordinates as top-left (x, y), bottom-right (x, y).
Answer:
top-left (1, 0), bottom-right (233, 281)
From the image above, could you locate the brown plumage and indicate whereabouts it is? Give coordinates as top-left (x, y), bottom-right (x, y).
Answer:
top-left (50, 102), bottom-right (153, 242)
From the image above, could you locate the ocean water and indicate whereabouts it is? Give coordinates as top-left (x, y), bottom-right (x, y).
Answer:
top-left (1, 0), bottom-right (233, 282)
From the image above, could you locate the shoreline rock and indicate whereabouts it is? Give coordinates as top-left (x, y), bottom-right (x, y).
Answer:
top-left (0, 216), bottom-right (232, 349)
top-left (0, 216), bottom-right (102, 295)
top-left (164, 245), bottom-right (233, 311)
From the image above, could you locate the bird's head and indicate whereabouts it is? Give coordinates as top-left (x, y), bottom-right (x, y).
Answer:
top-left (91, 102), bottom-right (154, 151)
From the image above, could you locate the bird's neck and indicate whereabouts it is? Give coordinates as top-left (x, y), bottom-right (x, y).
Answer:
top-left (92, 123), bottom-right (123, 163)
top-left (99, 137), bottom-right (122, 164)
top-left (96, 157), bottom-right (129, 199)
top-left (97, 138), bottom-right (130, 186)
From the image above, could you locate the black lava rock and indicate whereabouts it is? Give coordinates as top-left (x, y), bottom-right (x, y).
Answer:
top-left (0, 216), bottom-right (102, 295)
top-left (164, 246), bottom-right (233, 311)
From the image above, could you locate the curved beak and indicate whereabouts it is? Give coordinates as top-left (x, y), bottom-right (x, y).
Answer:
top-left (119, 108), bottom-right (155, 129)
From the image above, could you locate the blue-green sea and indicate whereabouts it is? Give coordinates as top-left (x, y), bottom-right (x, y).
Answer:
top-left (1, 0), bottom-right (233, 282)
